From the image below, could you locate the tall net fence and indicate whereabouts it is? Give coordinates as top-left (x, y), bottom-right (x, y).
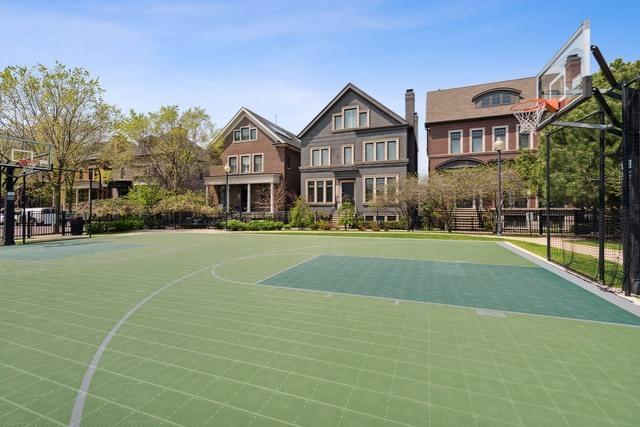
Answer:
top-left (544, 113), bottom-right (624, 288)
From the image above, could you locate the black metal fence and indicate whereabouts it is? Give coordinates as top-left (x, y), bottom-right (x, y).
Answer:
top-left (0, 210), bottom-right (76, 242)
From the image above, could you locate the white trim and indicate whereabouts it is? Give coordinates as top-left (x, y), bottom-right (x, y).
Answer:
top-left (331, 104), bottom-right (370, 132)
top-left (342, 144), bottom-right (354, 165)
top-left (469, 127), bottom-right (485, 153)
top-left (309, 146), bottom-right (331, 167)
top-left (491, 125), bottom-right (509, 151)
top-left (362, 174), bottom-right (400, 204)
top-left (304, 178), bottom-right (335, 204)
top-left (251, 153), bottom-right (264, 173)
top-left (240, 154), bottom-right (251, 174)
top-left (360, 138), bottom-right (399, 162)
top-left (232, 126), bottom-right (258, 143)
top-left (227, 155), bottom-right (238, 174)
top-left (448, 129), bottom-right (463, 154)
top-left (516, 125), bottom-right (531, 150)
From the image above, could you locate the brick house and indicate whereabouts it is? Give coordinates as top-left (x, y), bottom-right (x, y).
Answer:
top-left (425, 77), bottom-right (538, 207)
top-left (298, 83), bottom-right (418, 222)
top-left (204, 108), bottom-right (300, 214)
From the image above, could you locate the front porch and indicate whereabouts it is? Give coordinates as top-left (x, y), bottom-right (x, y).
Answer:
top-left (204, 173), bottom-right (281, 214)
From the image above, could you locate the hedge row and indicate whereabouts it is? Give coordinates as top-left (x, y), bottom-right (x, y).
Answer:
top-left (89, 219), bottom-right (145, 234)
top-left (225, 220), bottom-right (285, 231)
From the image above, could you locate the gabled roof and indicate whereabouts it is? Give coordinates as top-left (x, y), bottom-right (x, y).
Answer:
top-left (426, 77), bottom-right (536, 124)
top-left (212, 107), bottom-right (300, 149)
top-left (298, 82), bottom-right (409, 138)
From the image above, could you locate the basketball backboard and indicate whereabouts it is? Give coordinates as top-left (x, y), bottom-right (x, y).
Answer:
top-left (537, 20), bottom-right (592, 123)
top-left (0, 135), bottom-right (52, 171)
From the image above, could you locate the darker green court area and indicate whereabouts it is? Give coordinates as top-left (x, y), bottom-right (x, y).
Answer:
top-left (260, 255), bottom-right (640, 326)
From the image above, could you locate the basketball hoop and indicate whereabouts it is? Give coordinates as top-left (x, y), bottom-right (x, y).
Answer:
top-left (511, 99), bottom-right (559, 134)
top-left (17, 158), bottom-right (36, 176)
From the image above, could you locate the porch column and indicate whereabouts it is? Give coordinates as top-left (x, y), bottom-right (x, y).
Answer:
top-left (111, 188), bottom-right (118, 199)
top-left (247, 183), bottom-right (251, 213)
top-left (270, 182), bottom-right (275, 213)
top-left (205, 185), bottom-right (209, 206)
top-left (75, 189), bottom-right (79, 205)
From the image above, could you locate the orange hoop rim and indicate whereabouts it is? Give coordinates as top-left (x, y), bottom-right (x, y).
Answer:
top-left (17, 158), bottom-right (35, 168)
top-left (511, 98), bottom-right (559, 113)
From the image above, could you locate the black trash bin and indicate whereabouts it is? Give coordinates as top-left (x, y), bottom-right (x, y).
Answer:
top-left (70, 216), bottom-right (85, 235)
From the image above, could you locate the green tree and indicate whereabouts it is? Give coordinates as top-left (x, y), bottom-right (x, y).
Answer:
top-left (0, 62), bottom-right (118, 219)
top-left (288, 197), bottom-right (313, 228)
top-left (118, 105), bottom-right (216, 192)
top-left (338, 201), bottom-right (356, 230)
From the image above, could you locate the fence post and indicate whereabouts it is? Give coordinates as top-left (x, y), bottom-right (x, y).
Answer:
top-left (61, 211), bottom-right (66, 236)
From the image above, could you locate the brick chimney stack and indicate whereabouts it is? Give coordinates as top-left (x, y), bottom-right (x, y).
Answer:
top-left (405, 89), bottom-right (415, 123)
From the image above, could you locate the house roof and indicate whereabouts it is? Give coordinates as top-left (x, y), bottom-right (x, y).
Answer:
top-left (298, 82), bottom-right (409, 138)
top-left (212, 107), bottom-right (300, 149)
top-left (425, 77), bottom-right (536, 124)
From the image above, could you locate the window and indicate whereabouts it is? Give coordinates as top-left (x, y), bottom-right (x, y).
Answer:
top-left (387, 140), bottom-right (397, 160)
top-left (333, 115), bottom-right (342, 130)
top-left (306, 179), bottom-right (334, 203)
top-left (311, 147), bottom-right (330, 166)
top-left (475, 90), bottom-right (520, 108)
top-left (332, 106), bottom-right (369, 131)
top-left (364, 143), bottom-right (374, 161)
top-left (364, 176), bottom-right (398, 203)
top-left (343, 146), bottom-right (353, 165)
top-left (233, 126), bottom-right (257, 142)
top-left (359, 112), bottom-right (368, 127)
top-left (365, 178), bottom-right (374, 203)
top-left (471, 129), bottom-right (484, 153)
top-left (363, 140), bottom-right (398, 162)
top-left (228, 156), bottom-right (238, 174)
top-left (493, 126), bottom-right (507, 150)
top-left (517, 126), bottom-right (530, 149)
top-left (449, 131), bottom-right (462, 154)
top-left (253, 154), bottom-right (263, 173)
top-left (240, 155), bottom-right (250, 173)
top-left (344, 108), bottom-right (357, 129)
top-left (307, 181), bottom-right (315, 203)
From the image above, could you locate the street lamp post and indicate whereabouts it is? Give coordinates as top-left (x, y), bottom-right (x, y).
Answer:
top-left (494, 137), bottom-right (505, 236)
top-left (223, 164), bottom-right (231, 230)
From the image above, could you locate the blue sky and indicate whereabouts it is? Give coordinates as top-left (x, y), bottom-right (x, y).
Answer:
top-left (1, 0), bottom-right (638, 173)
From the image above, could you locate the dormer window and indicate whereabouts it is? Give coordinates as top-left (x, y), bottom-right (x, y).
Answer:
top-left (233, 126), bottom-right (257, 142)
top-left (332, 105), bottom-right (369, 131)
top-left (473, 89), bottom-right (520, 108)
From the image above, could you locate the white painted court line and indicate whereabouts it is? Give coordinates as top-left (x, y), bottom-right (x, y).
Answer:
top-left (500, 242), bottom-right (640, 319)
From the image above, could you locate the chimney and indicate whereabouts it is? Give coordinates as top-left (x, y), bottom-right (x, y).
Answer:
top-left (405, 89), bottom-right (415, 123)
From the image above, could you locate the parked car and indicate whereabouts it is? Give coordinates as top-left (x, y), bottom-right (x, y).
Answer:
top-left (15, 207), bottom-right (60, 226)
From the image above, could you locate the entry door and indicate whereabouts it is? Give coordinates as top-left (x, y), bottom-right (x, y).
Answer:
top-left (240, 185), bottom-right (248, 212)
top-left (341, 182), bottom-right (355, 204)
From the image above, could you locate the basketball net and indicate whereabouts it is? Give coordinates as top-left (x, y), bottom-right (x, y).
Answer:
top-left (511, 99), bottom-right (557, 134)
top-left (18, 158), bottom-right (36, 176)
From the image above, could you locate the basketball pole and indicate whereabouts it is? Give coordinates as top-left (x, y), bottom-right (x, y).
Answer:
top-left (2, 166), bottom-right (16, 246)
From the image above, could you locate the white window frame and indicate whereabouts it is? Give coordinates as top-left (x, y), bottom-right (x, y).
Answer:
top-left (342, 144), bottom-right (354, 165)
top-left (233, 126), bottom-right (258, 142)
top-left (251, 153), bottom-right (264, 173)
top-left (310, 146), bottom-right (331, 167)
top-left (305, 178), bottom-right (335, 204)
top-left (332, 105), bottom-right (369, 131)
top-left (469, 128), bottom-right (485, 153)
top-left (362, 175), bottom-right (400, 204)
top-left (240, 155), bottom-right (251, 174)
top-left (492, 125), bottom-right (509, 151)
top-left (361, 139), bottom-right (399, 162)
top-left (227, 155), bottom-right (238, 174)
top-left (448, 130), bottom-right (463, 154)
top-left (516, 125), bottom-right (531, 150)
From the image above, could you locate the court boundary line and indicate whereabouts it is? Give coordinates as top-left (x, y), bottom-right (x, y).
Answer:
top-left (210, 255), bottom-right (640, 329)
top-left (499, 242), bottom-right (640, 318)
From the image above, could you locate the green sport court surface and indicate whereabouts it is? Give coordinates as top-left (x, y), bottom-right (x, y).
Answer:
top-left (1, 232), bottom-right (639, 427)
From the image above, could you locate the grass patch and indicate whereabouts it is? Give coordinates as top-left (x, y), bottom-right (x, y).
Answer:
top-left (572, 238), bottom-right (622, 250)
top-left (507, 239), bottom-right (623, 288)
top-left (267, 230), bottom-right (500, 241)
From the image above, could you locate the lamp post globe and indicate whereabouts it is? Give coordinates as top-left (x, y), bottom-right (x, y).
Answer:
top-left (494, 137), bottom-right (505, 236)
top-left (223, 164), bottom-right (231, 174)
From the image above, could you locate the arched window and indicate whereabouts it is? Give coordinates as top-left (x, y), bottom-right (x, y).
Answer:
top-left (472, 89), bottom-right (521, 108)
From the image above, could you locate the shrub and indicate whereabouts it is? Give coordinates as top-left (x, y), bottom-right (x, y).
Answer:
top-left (224, 220), bottom-right (284, 231)
top-left (369, 221), bottom-right (381, 232)
top-left (283, 224), bottom-right (291, 230)
top-left (226, 219), bottom-right (247, 231)
top-left (317, 220), bottom-right (333, 230)
top-left (152, 191), bottom-right (219, 216)
top-left (288, 197), bottom-right (314, 228)
top-left (89, 218), bottom-right (145, 234)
